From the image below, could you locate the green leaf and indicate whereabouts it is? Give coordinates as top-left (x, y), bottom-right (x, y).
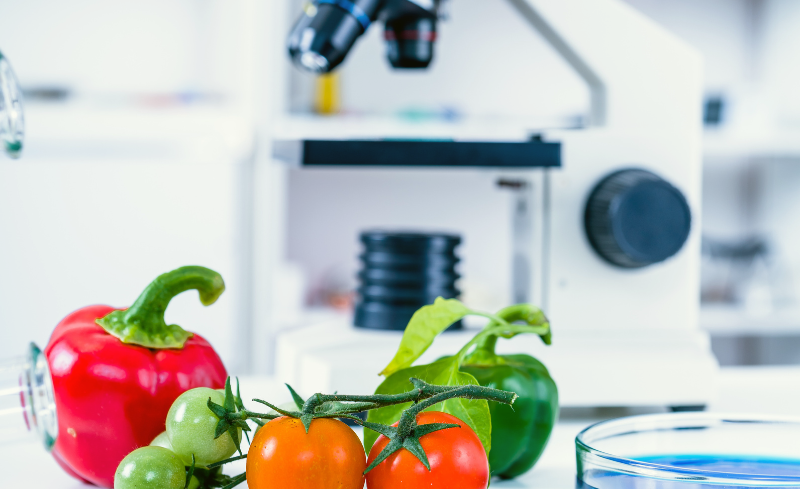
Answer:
top-left (379, 298), bottom-right (473, 377)
top-left (364, 357), bottom-right (492, 457)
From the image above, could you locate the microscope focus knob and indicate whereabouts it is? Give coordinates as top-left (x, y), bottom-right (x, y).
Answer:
top-left (584, 169), bottom-right (691, 268)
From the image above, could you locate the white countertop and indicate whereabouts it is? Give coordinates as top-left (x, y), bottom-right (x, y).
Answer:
top-left (6, 367), bottom-right (800, 488)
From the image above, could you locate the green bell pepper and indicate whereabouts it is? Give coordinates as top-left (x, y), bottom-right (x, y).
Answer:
top-left (366, 298), bottom-right (557, 478)
top-left (461, 308), bottom-right (559, 479)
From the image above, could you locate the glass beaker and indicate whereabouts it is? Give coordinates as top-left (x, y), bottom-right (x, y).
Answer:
top-left (0, 343), bottom-right (58, 450)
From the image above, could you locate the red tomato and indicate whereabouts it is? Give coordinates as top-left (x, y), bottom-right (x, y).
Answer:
top-left (366, 411), bottom-right (489, 489)
top-left (247, 416), bottom-right (366, 489)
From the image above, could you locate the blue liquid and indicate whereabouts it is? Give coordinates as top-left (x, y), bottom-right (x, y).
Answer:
top-left (639, 454), bottom-right (800, 477)
top-left (578, 454), bottom-right (800, 489)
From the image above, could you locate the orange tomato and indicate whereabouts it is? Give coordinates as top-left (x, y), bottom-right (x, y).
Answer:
top-left (246, 416), bottom-right (366, 489)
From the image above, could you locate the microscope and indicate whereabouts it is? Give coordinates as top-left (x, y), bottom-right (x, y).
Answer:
top-left (277, 0), bottom-right (719, 409)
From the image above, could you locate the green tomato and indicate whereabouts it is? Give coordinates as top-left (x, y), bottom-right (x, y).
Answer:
top-left (114, 446), bottom-right (185, 489)
top-left (150, 431), bottom-right (173, 450)
top-left (188, 475), bottom-right (201, 489)
top-left (166, 387), bottom-right (240, 467)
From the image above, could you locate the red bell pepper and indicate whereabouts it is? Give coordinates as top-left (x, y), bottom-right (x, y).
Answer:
top-left (44, 266), bottom-right (228, 488)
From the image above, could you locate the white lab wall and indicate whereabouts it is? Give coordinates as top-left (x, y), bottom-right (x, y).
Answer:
top-left (702, 159), bottom-right (755, 239)
top-left (753, 160), bottom-right (800, 267)
top-left (0, 0), bottom-right (198, 91)
top-left (698, 0), bottom-right (800, 290)
top-left (623, 0), bottom-right (758, 91)
top-left (747, 1), bottom-right (800, 311)
top-left (759, 0), bottom-right (800, 126)
top-left (0, 1), bottom-right (264, 372)
top-left (0, 0), bottom-right (253, 106)
top-left (0, 153), bottom-right (246, 370)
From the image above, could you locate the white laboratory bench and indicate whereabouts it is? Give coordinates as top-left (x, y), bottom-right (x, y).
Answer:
top-left (6, 367), bottom-right (800, 489)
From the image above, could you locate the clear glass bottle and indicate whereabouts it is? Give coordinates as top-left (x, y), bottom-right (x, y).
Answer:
top-left (0, 343), bottom-right (58, 450)
top-left (0, 49), bottom-right (25, 158)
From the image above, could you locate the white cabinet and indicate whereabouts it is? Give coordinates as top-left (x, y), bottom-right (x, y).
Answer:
top-left (0, 105), bottom-right (254, 373)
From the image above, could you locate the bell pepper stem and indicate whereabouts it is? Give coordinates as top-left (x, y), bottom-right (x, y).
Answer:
top-left (96, 266), bottom-right (225, 349)
top-left (497, 304), bottom-right (552, 345)
top-left (475, 333), bottom-right (500, 354)
top-left (471, 303), bottom-right (544, 356)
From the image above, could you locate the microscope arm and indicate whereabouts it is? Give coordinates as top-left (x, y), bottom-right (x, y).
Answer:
top-left (505, 0), bottom-right (702, 133)
top-left (506, 0), bottom-right (606, 127)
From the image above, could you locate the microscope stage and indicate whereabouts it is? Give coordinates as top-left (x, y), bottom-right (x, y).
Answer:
top-left (274, 138), bottom-right (561, 168)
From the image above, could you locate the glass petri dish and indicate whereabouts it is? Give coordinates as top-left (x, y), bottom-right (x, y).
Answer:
top-left (576, 413), bottom-right (800, 489)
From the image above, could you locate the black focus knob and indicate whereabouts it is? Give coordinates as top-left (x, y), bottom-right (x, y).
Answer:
top-left (584, 169), bottom-right (691, 268)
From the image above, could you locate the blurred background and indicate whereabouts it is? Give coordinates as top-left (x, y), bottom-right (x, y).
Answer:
top-left (1, 0), bottom-right (800, 374)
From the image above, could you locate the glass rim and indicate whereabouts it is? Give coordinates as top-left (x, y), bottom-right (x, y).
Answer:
top-left (576, 412), bottom-right (800, 486)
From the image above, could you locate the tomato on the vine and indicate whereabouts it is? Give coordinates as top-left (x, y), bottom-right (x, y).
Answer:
top-left (149, 431), bottom-right (173, 450)
top-left (366, 411), bottom-right (489, 489)
top-left (246, 416), bottom-right (366, 489)
top-left (166, 387), bottom-right (240, 467)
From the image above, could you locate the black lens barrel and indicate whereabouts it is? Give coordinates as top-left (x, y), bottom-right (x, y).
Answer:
top-left (385, 16), bottom-right (437, 69)
top-left (288, 0), bottom-right (383, 73)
